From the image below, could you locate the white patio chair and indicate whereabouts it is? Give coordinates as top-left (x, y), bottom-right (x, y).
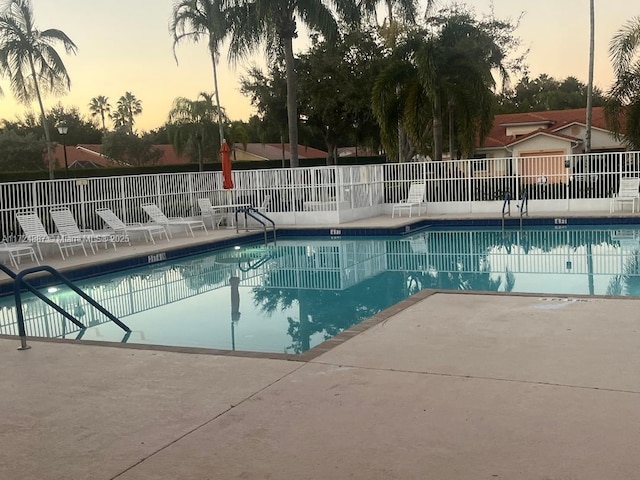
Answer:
top-left (610, 177), bottom-right (640, 213)
top-left (16, 212), bottom-right (87, 260)
top-left (392, 183), bottom-right (426, 218)
top-left (0, 241), bottom-right (40, 269)
top-left (50, 208), bottom-right (117, 254)
top-left (95, 208), bottom-right (169, 245)
top-left (141, 203), bottom-right (208, 238)
top-left (197, 198), bottom-right (226, 229)
top-left (256, 194), bottom-right (272, 212)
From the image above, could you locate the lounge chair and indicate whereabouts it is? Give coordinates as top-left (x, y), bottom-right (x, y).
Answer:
top-left (50, 208), bottom-right (117, 254)
top-left (15, 212), bottom-right (88, 260)
top-left (95, 207), bottom-right (169, 245)
top-left (197, 198), bottom-right (226, 229)
top-left (141, 203), bottom-right (208, 238)
top-left (0, 241), bottom-right (40, 269)
top-left (610, 177), bottom-right (640, 213)
top-left (392, 183), bottom-right (426, 218)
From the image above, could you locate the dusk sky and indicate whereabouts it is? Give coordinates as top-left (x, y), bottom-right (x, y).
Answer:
top-left (0, 0), bottom-right (636, 132)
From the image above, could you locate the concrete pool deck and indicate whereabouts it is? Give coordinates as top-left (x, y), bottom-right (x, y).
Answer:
top-left (1, 212), bottom-right (640, 479)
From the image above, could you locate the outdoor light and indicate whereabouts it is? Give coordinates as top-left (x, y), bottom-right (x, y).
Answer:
top-left (56, 121), bottom-right (70, 177)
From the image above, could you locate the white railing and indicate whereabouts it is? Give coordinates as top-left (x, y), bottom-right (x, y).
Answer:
top-left (1, 151), bottom-right (639, 237)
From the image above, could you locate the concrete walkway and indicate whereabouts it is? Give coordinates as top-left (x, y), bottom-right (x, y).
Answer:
top-left (2, 291), bottom-right (639, 479)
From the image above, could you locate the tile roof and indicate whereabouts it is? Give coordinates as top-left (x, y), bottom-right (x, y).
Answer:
top-left (480, 107), bottom-right (609, 149)
top-left (235, 143), bottom-right (327, 160)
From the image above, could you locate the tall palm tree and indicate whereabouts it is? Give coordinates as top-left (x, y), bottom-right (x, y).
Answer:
top-left (605, 16), bottom-right (640, 149)
top-left (170, 0), bottom-right (230, 157)
top-left (373, 16), bottom-right (505, 161)
top-left (358, 0), bottom-right (418, 26)
top-left (113, 92), bottom-right (142, 135)
top-left (0, 0), bottom-right (77, 179)
top-left (227, 0), bottom-right (359, 168)
top-left (585, 0), bottom-right (595, 153)
top-left (168, 92), bottom-right (226, 171)
top-left (88, 95), bottom-right (111, 131)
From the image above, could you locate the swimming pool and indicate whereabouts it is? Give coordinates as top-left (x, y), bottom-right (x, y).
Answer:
top-left (2, 225), bottom-right (639, 353)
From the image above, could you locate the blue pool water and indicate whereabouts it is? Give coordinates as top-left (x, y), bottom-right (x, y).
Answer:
top-left (2, 225), bottom-right (640, 353)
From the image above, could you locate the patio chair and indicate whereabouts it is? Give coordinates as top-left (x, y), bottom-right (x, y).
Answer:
top-left (95, 207), bottom-right (169, 245)
top-left (50, 208), bottom-right (117, 254)
top-left (0, 241), bottom-right (40, 269)
top-left (610, 177), bottom-right (640, 213)
top-left (141, 203), bottom-right (208, 238)
top-left (256, 194), bottom-right (272, 212)
top-left (15, 212), bottom-right (88, 260)
top-left (392, 183), bottom-right (426, 218)
top-left (197, 198), bottom-right (226, 229)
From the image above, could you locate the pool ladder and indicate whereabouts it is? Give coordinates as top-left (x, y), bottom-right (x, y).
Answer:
top-left (0, 263), bottom-right (130, 351)
top-left (502, 190), bottom-right (529, 230)
top-left (235, 206), bottom-right (276, 245)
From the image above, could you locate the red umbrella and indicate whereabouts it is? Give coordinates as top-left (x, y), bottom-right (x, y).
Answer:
top-left (221, 140), bottom-right (234, 189)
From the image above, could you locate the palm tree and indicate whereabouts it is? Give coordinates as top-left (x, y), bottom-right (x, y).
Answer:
top-left (605, 16), bottom-right (640, 149)
top-left (358, 0), bottom-right (418, 26)
top-left (373, 15), bottom-right (505, 161)
top-left (585, 0), bottom-right (595, 153)
top-left (170, 0), bottom-right (230, 158)
top-left (113, 92), bottom-right (142, 135)
top-left (227, 0), bottom-right (359, 168)
top-left (167, 92), bottom-right (226, 171)
top-left (88, 95), bottom-right (111, 131)
top-left (0, 0), bottom-right (77, 179)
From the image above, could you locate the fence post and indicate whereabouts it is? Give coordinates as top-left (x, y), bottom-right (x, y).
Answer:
top-left (467, 158), bottom-right (472, 213)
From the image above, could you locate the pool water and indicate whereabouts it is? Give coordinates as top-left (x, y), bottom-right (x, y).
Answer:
top-left (2, 225), bottom-right (640, 353)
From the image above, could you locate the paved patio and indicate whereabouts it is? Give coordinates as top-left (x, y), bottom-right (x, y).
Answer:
top-left (1, 213), bottom-right (640, 479)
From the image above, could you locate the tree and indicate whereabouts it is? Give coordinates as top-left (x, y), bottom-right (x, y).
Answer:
top-left (585, 0), bottom-right (595, 153)
top-left (373, 9), bottom-right (514, 161)
top-left (358, 0), bottom-right (418, 26)
top-left (240, 63), bottom-right (289, 146)
top-left (297, 29), bottom-right (384, 164)
top-left (89, 95), bottom-right (111, 131)
top-left (101, 129), bottom-right (162, 166)
top-left (167, 92), bottom-right (226, 171)
top-left (2, 104), bottom-right (102, 145)
top-left (605, 16), bottom-right (640, 149)
top-left (112, 92), bottom-right (142, 135)
top-left (497, 74), bottom-right (606, 113)
top-left (0, 0), bottom-right (77, 179)
top-left (170, 0), bottom-right (231, 151)
top-left (0, 128), bottom-right (46, 171)
top-left (228, 0), bottom-right (360, 168)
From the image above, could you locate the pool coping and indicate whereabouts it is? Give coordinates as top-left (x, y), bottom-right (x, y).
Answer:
top-left (2, 289), bottom-right (636, 362)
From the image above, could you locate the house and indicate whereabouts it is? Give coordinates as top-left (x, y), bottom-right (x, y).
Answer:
top-left (51, 143), bottom-right (327, 169)
top-left (473, 107), bottom-right (627, 184)
top-left (232, 143), bottom-right (327, 161)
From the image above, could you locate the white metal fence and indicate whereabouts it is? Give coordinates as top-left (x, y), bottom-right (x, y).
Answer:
top-left (1, 151), bottom-right (639, 238)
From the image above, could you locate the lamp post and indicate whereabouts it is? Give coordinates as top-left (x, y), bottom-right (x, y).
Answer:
top-left (56, 121), bottom-right (69, 177)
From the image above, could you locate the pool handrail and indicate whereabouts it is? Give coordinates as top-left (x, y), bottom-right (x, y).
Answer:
top-left (7, 264), bottom-right (131, 350)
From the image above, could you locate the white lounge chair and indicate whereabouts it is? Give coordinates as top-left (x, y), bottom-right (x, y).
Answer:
top-left (197, 198), bottom-right (225, 229)
top-left (392, 183), bottom-right (426, 218)
top-left (15, 212), bottom-right (87, 260)
top-left (50, 208), bottom-right (117, 254)
top-left (0, 241), bottom-right (40, 269)
top-left (141, 203), bottom-right (208, 238)
top-left (610, 177), bottom-right (640, 213)
top-left (95, 208), bottom-right (169, 245)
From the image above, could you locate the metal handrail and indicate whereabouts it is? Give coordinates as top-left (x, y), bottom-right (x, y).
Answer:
top-left (235, 207), bottom-right (276, 244)
top-left (501, 191), bottom-right (511, 230)
top-left (5, 264), bottom-right (130, 350)
top-left (0, 264), bottom-right (86, 330)
top-left (519, 189), bottom-right (529, 229)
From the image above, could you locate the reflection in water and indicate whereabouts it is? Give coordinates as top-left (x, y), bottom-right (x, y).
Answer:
top-left (1, 226), bottom-right (639, 352)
